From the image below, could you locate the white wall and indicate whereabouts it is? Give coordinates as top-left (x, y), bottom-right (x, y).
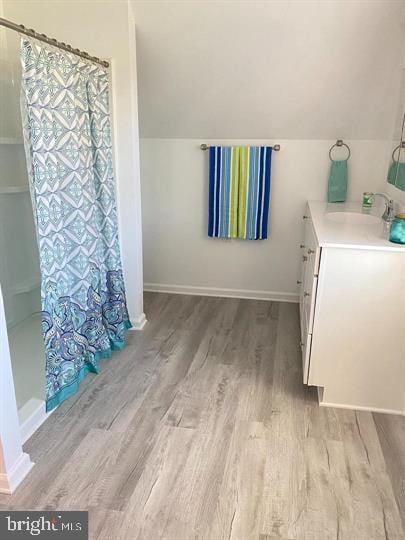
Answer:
top-left (3, 0), bottom-right (145, 324)
top-left (0, 282), bottom-right (34, 494)
top-left (141, 138), bottom-right (391, 300)
top-left (134, 0), bottom-right (405, 140)
top-left (134, 0), bottom-right (405, 298)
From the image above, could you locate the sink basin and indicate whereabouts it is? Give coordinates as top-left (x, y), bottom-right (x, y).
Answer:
top-left (326, 212), bottom-right (380, 225)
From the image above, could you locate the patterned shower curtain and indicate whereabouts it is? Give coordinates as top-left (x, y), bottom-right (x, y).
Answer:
top-left (20, 38), bottom-right (131, 411)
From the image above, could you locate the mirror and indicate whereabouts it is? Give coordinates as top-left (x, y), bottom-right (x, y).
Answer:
top-left (388, 68), bottom-right (405, 191)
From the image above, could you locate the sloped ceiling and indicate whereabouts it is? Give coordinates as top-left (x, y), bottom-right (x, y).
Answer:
top-left (133, 0), bottom-right (405, 139)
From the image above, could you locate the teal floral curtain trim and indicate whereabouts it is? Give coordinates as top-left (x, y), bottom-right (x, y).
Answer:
top-left (46, 319), bottom-right (132, 412)
top-left (42, 271), bottom-right (132, 411)
top-left (20, 38), bottom-right (132, 411)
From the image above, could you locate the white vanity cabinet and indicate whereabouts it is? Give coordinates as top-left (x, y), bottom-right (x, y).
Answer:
top-left (299, 202), bottom-right (405, 415)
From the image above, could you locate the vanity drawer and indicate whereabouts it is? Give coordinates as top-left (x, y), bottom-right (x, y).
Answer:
top-left (301, 307), bottom-right (312, 384)
top-left (300, 213), bottom-right (321, 336)
top-left (304, 218), bottom-right (321, 280)
top-left (303, 276), bottom-right (318, 334)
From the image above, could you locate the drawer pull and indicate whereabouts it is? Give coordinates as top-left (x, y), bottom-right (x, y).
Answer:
top-left (304, 291), bottom-right (310, 297)
top-left (303, 215), bottom-right (309, 220)
top-left (302, 256), bottom-right (308, 262)
top-left (307, 249), bottom-right (315, 255)
top-left (300, 244), bottom-right (305, 249)
top-left (297, 280), bottom-right (302, 285)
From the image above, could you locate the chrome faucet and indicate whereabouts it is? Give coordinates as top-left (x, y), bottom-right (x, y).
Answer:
top-left (370, 193), bottom-right (395, 223)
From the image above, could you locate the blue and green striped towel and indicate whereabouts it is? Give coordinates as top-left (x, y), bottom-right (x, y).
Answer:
top-left (208, 146), bottom-right (272, 240)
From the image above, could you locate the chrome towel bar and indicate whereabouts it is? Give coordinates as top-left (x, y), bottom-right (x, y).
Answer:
top-left (200, 143), bottom-right (280, 151)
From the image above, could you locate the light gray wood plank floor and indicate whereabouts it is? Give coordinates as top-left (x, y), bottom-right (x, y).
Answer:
top-left (1, 293), bottom-right (405, 539)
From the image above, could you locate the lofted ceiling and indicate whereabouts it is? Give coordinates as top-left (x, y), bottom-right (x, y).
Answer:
top-left (132, 0), bottom-right (405, 140)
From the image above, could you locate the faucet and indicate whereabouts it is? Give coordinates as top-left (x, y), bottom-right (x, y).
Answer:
top-left (369, 193), bottom-right (395, 223)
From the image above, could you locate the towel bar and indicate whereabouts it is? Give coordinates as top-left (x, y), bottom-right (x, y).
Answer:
top-left (200, 143), bottom-right (280, 151)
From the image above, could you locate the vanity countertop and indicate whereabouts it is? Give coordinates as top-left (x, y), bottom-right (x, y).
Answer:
top-left (308, 201), bottom-right (405, 252)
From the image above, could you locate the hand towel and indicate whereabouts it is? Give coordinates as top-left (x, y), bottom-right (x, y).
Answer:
top-left (387, 161), bottom-right (405, 191)
top-left (327, 160), bottom-right (348, 203)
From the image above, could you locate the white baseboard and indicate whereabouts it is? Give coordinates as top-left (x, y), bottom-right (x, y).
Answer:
top-left (144, 283), bottom-right (299, 303)
top-left (130, 312), bottom-right (147, 330)
top-left (19, 398), bottom-right (54, 445)
top-left (317, 387), bottom-right (405, 416)
top-left (0, 452), bottom-right (34, 494)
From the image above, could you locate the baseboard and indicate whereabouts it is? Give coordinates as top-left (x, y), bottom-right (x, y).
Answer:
top-left (19, 398), bottom-right (54, 445)
top-left (130, 312), bottom-right (147, 330)
top-left (317, 388), bottom-right (405, 416)
top-left (144, 283), bottom-right (299, 303)
top-left (0, 452), bottom-right (34, 495)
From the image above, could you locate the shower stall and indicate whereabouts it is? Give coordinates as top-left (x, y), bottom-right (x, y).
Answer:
top-left (0, 1), bottom-right (144, 495)
top-left (0, 25), bottom-right (45, 439)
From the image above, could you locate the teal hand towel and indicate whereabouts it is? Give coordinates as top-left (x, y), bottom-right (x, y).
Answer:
top-left (327, 160), bottom-right (347, 203)
top-left (387, 162), bottom-right (405, 191)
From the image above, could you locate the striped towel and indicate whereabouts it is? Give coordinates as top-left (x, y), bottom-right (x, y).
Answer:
top-left (208, 146), bottom-right (272, 240)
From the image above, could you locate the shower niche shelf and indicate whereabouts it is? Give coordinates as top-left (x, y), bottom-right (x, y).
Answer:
top-left (0, 186), bottom-right (29, 194)
top-left (0, 137), bottom-right (24, 145)
top-left (12, 277), bottom-right (40, 295)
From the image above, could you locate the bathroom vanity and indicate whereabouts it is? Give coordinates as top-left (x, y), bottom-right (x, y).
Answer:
top-left (300, 201), bottom-right (405, 415)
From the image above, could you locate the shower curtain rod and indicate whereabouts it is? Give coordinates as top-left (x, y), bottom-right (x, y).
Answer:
top-left (0, 17), bottom-right (109, 68)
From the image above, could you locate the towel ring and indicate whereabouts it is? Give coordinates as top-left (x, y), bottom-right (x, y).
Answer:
top-left (391, 141), bottom-right (405, 163)
top-left (329, 140), bottom-right (351, 162)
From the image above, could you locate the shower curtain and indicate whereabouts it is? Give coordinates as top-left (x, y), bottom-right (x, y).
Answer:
top-left (20, 38), bottom-right (131, 411)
